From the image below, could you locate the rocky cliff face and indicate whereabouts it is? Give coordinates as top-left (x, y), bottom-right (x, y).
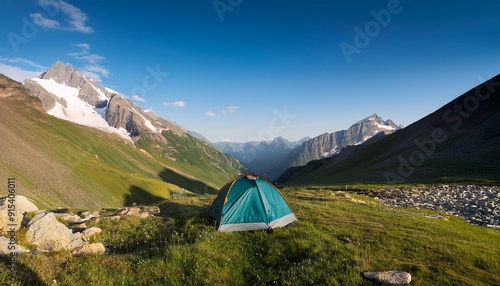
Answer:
top-left (298, 114), bottom-right (398, 159)
top-left (23, 79), bottom-right (65, 111)
top-left (272, 114), bottom-right (401, 179)
top-left (105, 95), bottom-right (141, 137)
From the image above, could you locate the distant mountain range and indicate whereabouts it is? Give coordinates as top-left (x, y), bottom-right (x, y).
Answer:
top-left (0, 62), bottom-right (245, 208)
top-left (214, 136), bottom-right (309, 179)
top-left (278, 74), bottom-right (500, 185)
top-left (215, 114), bottom-right (401, 180)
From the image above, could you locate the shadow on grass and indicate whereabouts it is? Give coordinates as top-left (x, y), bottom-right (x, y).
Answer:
top-left (156, 199), bottom-right (208, 221)
top-left (158, 168), bottom-right (217, 194)
top-left (123, 185), bottom-right (166, 207)
top-left (0, 256), bottom-right (47, 286)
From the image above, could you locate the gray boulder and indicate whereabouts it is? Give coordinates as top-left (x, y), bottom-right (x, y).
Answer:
top-left (0, 195), bottom-right (39, 232)
top-left (0, 236), bottom-right (30, 256)
top-left (72, 243), bottom-right (106, 256)
top-left (82, 227), bottom-right (102, 239)
top-left (26, 211), bottom-right (85, 252)
top-left (364, 271), bottom-right (411, 285)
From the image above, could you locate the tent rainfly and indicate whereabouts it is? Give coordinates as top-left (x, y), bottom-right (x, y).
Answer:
top-left (207, 174), bottom-right (298, 232)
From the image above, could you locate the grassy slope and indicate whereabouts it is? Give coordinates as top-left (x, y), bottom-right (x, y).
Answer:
top-left (137, 130), bottom-right (245, 191)
top-left (2, 188), bottom-right (499, 285)
top-left (0, 94), bottom-right (182, 209)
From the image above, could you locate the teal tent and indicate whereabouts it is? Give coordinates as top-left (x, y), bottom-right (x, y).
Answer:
top-left (207, 174), bottom-right (298, 232)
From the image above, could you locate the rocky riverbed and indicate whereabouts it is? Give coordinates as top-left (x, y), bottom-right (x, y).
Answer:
top-left (367, 185), bottom-right (500, 227)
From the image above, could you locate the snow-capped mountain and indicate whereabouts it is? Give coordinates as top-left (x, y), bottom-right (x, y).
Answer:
top-left (268, 114), bottom-right (402, 179)
top-left (18, 61), bottom-right (245, 195)
top-left (24, 61), bottom-right (184, 142)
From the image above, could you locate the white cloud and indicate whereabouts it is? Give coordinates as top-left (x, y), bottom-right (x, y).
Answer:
top-left (222, 106), bottom-right (239, 114)
top-left (80, 70), bottom-right (102, 82)
top-left (67, 44), bottom-right (110, 82)
top-left (132, 95), bottom-right (147, 103)
top-left (204, 110), bottom-right (215, 117)
top-left (0, 57), bottom-right (46, 70)
top-left (29, 12), bottom-right (60, 29)
top-left (0, 58), bottom-right (46, 82)
top-left (0, 63), bottom-right (42, 82)
top-left (73, 43), bottom-right (90, 50)
top-left (83, 64), bottom-right (110, 77)
top-left (164, 101), bottom-right (186, 107)
top-left (32, 0), bottom-right (93, 33)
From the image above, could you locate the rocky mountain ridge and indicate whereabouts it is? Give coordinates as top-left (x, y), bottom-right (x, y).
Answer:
top-left (270, 114), bottom-right (400, 180)
top-left (280, 74), bottom-right (500, 185)
top-left (24, 61), bottom-right (186, 140)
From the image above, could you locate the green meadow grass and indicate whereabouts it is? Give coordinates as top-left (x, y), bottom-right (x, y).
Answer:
top-left (1, 188), bottom-right (499, 285)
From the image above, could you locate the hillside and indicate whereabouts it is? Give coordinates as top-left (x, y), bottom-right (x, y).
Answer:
top-left (280, 75), bottom-right (500, 185)
top-left (0, 73), bottom-right (241, 209)
top-left (24, 61), bottom-right (245, 187)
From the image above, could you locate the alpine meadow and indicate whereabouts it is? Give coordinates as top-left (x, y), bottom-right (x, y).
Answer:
top-left (1, 1), bottom-right (500, 285)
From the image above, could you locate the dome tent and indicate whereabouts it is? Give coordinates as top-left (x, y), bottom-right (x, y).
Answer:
top-left (207, 174), bottom-right (298, 232)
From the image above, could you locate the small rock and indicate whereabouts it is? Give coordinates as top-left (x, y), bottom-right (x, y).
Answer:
top-left (364, 271), bottom-right (411, 286)
top-left (54, 213), bottom-right (82, 223)
top-left (101, 215), bottom-right (121, 220)
top-left (71, 218), bottom-right (92, 224)
top-left (72, 243), bottom-right (106, 256)
top-left (80, 211), bottom-right (100, 219)
top-left (70, 223), bottom-right (87, 229)
top-left (146, 206), bottom-right (161, 215)
top-left (117, 207), bottom-right (141, 217)
top-left (424, 214), bottom-right (447, 220)
top-left (82, 227), bottom-right (102, 239)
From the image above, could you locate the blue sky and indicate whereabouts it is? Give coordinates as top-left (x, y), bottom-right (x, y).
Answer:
top-left (1, 0), bottom-right (499, 142)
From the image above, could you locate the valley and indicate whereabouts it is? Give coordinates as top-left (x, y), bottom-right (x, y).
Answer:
top-left (1, 64), bottom-right (499, 286)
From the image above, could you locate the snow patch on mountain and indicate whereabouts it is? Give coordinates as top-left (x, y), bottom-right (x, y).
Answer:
top-left (376, 122), bottom-right (396, 131)
top-left (104, 87), bottom-right (119, 94)
top-left (131, 107), bottom-right (157, 133)
top-left (32, 78), bottom-right (132, 142)
top-left (84, 78), bottom-right (107, 101)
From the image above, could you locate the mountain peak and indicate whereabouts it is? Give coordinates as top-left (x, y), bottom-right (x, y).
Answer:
top-left (33, 61), bottom-right (111, 107)
top-left (40, 61), bottom-right (78, 81)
